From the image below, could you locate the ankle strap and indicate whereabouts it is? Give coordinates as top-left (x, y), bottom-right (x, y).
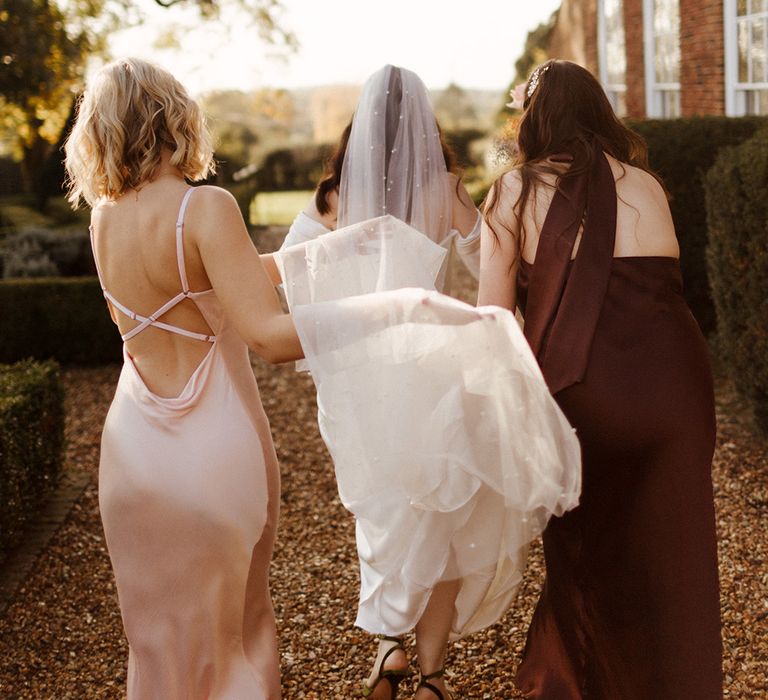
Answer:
top-left (420, 668), bottom-right (445, 681)
top-left (375, 634), bottom-right (403, 644)
top-left (417, 668), bottom-right (446, 699)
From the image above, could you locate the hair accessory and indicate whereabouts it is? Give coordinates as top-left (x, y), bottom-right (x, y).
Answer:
top-left (527, 64), bottom-right (551, 99)
top-left (506, 83), bottom-right (526, 110)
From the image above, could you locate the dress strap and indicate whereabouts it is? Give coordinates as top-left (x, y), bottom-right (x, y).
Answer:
top-left (175, 187), bottom-right (195, 294)
top-left (523, 150), bottom-right (617, 394)
top-left (88, 188), bottom-right (214, 345)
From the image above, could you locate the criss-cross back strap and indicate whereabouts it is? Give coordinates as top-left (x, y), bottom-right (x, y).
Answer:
top-left (89, 187), bottom-right (214, 344)
top-left (116, 290), bottom-right (213, 343)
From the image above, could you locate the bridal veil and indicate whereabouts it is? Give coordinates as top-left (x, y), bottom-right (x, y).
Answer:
top-left (338, 65), bottom-right (452, 245)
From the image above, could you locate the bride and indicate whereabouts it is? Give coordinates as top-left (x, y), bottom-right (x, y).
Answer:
top-left (272, 65), bottom-right (582, 699)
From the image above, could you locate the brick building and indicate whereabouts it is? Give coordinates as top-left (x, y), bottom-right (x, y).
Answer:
top-left (547, 0), bottom-right (768, 118)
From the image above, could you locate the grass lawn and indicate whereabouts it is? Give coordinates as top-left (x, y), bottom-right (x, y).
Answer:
top-left (249, 190), bottom-right (313, 227)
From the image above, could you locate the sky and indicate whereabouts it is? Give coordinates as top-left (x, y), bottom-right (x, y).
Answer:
top-left (102, 0), bottom-right (562, 95)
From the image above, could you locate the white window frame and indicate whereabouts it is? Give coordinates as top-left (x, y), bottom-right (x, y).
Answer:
top-left (724, 0), bottom-right (768, 115)
top-left (598, 0), bottom-right (628, 115)
top-left (643, 0), bottom-right (682, 118)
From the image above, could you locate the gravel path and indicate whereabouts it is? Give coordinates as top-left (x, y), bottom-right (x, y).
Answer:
top-left (0, 232), bottom-right (765, 698)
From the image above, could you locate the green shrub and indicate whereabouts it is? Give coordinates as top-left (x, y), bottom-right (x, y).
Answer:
top-left (445, 128), bottom-right (487, 169)
top-left (0, 359), bottom-right (65, 559)
top-left (226, 181), bottom-right (260, 226)
top-left (628, 116), bottom-right (768, 334)
top-left (705, 129), bottom-right (768, 435)
top-left (0, 226), bottom-right (92, 278)
top-left (0, 277), bottom-right (121, 365)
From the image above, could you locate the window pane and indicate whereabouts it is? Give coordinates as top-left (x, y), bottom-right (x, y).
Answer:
top-left (659, 89), bottom-right (681, 118)
top-left (604, 0), bottom-right (626, 86)
top-left (746, 89), bottom-right (768, 114)
top-left (753, 18), bottom-right (767, 83)
top-left (758, 89), bottom-right (768, 114)
top-left (615, 91), bottom-right (628, 117)
top-left (738, 0), bottom-right (748, 16)
top-left (653, 0), bottom-right (681, 84)
top-left (607, 89), bottom-right (628, 117)
top-left (739, 19), bottom-right (750, 82)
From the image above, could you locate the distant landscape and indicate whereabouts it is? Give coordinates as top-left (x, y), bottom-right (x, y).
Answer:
top-left (202, 83), bottom-right (504, 181)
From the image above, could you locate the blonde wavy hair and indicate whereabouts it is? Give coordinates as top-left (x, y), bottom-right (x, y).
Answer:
top-left (65, 57), bottom-right (216, 208)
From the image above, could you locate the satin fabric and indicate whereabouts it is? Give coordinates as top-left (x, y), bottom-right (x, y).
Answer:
top-left (523, 152), bottom-right (616, 394)
top-left (514, 153), bottom-right (722, 699)
top-left (96, 202), bottom-right (280, 699)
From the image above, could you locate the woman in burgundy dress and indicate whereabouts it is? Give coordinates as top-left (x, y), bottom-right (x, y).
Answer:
top-left (478, 60), bottom-right (722, 699)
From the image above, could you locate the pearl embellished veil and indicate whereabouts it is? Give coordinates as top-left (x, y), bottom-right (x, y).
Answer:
top-left (338, 65), bottom-right (452, 245)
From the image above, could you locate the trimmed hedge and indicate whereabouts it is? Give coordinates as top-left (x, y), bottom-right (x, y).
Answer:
top-left (0, 359), bottom-right (65, 558)
top-left (0, 277), bottom-right (121, 365)
top-left (705, 129), bottom-right (768, 435)
top-left (628, 116), bottom-right (768, 334)
top-left (1, 226), bottom-right (93, 279)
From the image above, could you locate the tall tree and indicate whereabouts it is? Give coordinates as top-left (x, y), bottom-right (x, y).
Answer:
top-left (0, 0), bottom-right (89, 199)
top-left (498, 10), bottom-right (558, 120)
top-left (433, 83), bottom-right (478, 131)
top-left (0, 0), bottom-right (295, 204)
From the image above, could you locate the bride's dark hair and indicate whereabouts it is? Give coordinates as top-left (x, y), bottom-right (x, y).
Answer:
top-left (314, 68), bottom-right (460, 216)
top-left (485, 59), bottom-right (663, 247)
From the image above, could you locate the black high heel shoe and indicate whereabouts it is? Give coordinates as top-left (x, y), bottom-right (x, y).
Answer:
top-left (360, 634), bottom-right (410, 699)
top-left (415, 668), bottom-right (454, 699)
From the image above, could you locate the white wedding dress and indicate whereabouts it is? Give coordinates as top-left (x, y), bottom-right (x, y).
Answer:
top-left (276, 215), bottom-right (581, 639)
top-left (280, 203), bottom-right (482, 288)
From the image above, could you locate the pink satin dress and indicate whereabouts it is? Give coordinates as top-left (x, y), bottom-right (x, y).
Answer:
top-left (92, 188), bottom-right (280, 699)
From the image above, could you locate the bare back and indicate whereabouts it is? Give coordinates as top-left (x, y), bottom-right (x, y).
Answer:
top-left (518, 154), bottom-right (680, 263)
top-left (91, 178), bottom-right (216, 397)
top-left (478, 154), bottom-right (679, 310)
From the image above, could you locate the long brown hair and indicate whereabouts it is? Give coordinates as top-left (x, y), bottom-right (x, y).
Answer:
top-left (485, 59), bottom-right (661, 249)
top-left (315, 68), bottom-right (460, 216)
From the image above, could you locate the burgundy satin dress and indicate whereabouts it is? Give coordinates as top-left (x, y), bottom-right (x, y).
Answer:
top-left (514, 152), bottom-right (723, 699)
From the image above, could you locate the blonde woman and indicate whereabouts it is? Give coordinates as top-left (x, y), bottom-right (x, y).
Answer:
top-left (65, 58), bottom-right (301, 699)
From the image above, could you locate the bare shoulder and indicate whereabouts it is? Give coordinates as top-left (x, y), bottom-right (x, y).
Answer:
top-left (90, 198), bottom-right (111, 227)
top-left (325, 187), bottom-right (339, 210)
top-left (484, 169), bottom-right (523, 216)
top-left (185, 185), bottom-right (247, 245)
top-left (609, 157), bottom-right (667, 201)
top-left (483, 170), bottom-right (524, 238)
top-left (497, 169), bottom-right (523, 198)
top-left (446, 172), bottom-right (475, 209)
top-left (188, 184), bottom-right (240, 213)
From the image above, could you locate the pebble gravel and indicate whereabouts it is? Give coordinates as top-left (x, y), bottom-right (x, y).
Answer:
top-left (0, 230), bottom-right (765, 699)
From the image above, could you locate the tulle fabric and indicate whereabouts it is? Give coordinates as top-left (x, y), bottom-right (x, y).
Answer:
top-left (338, 65), bottom-right (452, 245)
top-left (275, 216), bottom-right (581, 638)
top-left (277, 215), bottom-right (447, 306)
